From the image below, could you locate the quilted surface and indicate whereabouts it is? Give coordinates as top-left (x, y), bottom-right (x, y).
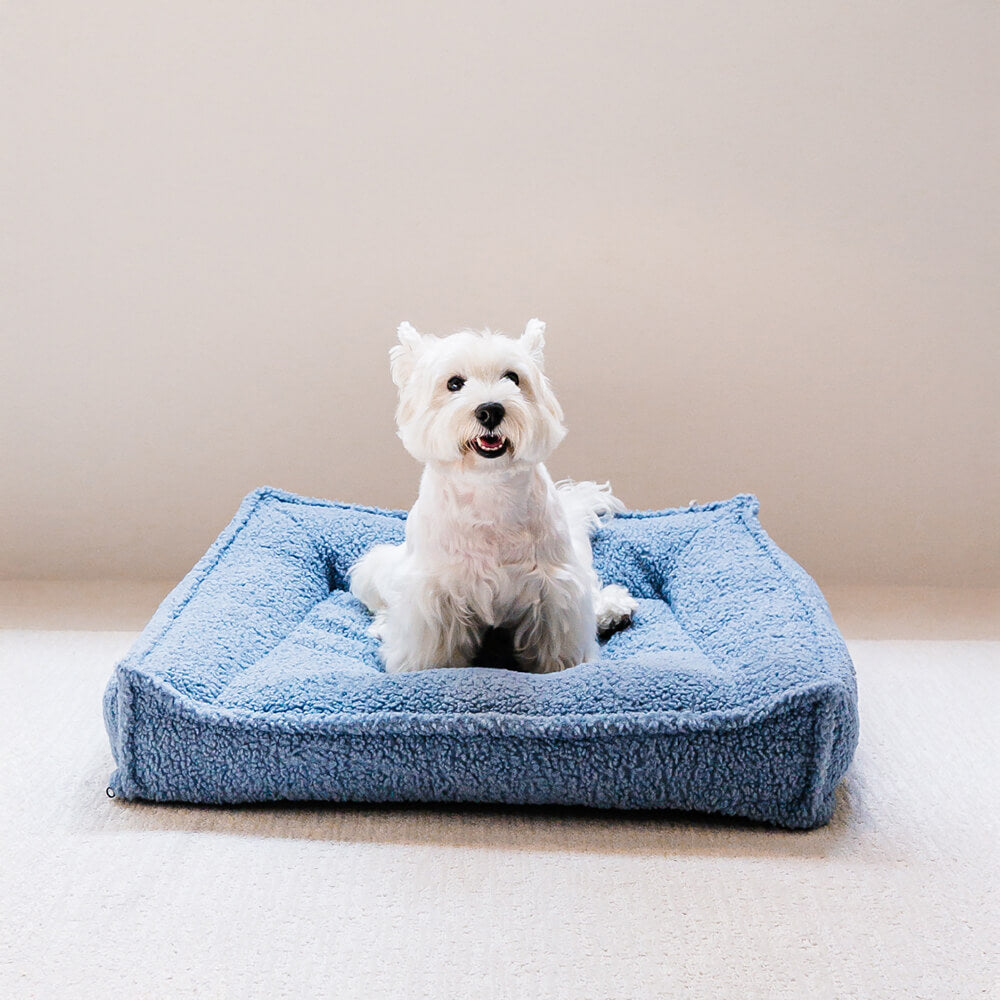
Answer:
top-left (103, 487), bottom-right (858, 828)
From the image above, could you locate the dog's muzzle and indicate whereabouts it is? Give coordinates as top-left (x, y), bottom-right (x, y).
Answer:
top-left (470, 402), bottom-right (509, 458)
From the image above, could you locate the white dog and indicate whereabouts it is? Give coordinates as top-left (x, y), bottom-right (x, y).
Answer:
top-left (349, 319), bottom-right (637, 673)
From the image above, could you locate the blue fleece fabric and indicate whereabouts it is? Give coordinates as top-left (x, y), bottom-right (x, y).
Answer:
top-left (103, 487), bottom-right (858, 829)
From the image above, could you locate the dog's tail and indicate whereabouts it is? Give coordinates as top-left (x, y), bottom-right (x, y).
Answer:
top-left (555, 479), bottom-right (626, 537)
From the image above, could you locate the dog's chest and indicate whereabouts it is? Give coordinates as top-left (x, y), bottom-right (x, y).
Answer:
top-left (435, 504), bottom-right (545, 566)
top-left (432, 514), bottom-right (557, 626)
top-left (416, 480), bottom-right (566, 569)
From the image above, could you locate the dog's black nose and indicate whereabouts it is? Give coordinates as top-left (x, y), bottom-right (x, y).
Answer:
top-left (475, 402), bottom-right (505, 430)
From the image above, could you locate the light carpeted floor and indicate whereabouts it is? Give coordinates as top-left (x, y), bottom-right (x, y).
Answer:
top-left (0, 587), bottom-right (997, 999)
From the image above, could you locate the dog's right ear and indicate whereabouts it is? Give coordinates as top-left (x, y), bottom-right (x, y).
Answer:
top-left (389, 321), bottom-right (424, 388)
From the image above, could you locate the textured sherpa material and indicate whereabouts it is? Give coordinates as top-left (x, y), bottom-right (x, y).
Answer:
top-left (103, 487), bottom-right (859, 829)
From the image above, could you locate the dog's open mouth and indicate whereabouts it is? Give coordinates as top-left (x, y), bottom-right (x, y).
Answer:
top-left (470, 433), bottom-right (509, 458)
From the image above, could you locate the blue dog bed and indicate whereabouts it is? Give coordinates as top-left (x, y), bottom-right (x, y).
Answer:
top-left (103, 487), bottom-right (858, 829)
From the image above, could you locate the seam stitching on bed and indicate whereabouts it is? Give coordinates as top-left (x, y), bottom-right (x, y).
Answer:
top-left (736, 506), bottom-right (820, 643)
top-left (735, 504), bottom-right (839, 822)
top-left (135, 664), bottom-right (834, 733)
top-left (642, 514), bottom-right (732, 673)
top-left (253, 486), bottom-right (756, 522)
top-left (118, 663), bottom-right (137, 797)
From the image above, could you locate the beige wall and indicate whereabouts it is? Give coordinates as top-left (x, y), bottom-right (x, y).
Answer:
top-left (2, 2), bottom-right (998, 585)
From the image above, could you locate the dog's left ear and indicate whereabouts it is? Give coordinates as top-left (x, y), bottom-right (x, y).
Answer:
top-left (520, 318), bottom-right (546, 368)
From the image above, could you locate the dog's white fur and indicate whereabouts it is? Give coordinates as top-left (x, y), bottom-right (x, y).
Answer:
top-left (349, 319), bottom-right (637, 673)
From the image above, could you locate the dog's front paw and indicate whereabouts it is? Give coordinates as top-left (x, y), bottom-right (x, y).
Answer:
top-left (367, 610), bottom-right (388, 642)
top-left (595, 584), bottom-right (637, 639)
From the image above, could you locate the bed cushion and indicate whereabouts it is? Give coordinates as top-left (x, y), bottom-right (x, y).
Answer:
top-left (103, 487), bottom-right (858, 829)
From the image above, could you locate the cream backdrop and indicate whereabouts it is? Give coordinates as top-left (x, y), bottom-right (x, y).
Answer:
top-left (2, 2), bottom-right (998, 585)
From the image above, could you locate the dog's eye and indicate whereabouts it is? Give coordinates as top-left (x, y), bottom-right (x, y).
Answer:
top-left (503, 371), bottom-right (520, 386)
top-left (446, 376), bottom-right (465, 392)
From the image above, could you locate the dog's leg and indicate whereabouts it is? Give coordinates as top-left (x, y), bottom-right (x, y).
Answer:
top-left (557, 480), bottom-right (637, 641)
top-left (380, 583), bottom-right (481, 673)
top-left (594, 583), bottom-right (638, 639)
top-left (513, 574), bottom-right (597, 674)
top-left (349, 543), bottom-right (404, 614)
top-left (368, 610), bottom-right (389, 642)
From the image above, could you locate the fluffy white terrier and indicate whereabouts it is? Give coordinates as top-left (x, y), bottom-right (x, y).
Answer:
top-left (349, 319), bottom-right (637, 674)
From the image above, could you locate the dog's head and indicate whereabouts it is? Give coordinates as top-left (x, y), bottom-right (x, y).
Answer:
top-left (388, 319), bottom-right (566, 469)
